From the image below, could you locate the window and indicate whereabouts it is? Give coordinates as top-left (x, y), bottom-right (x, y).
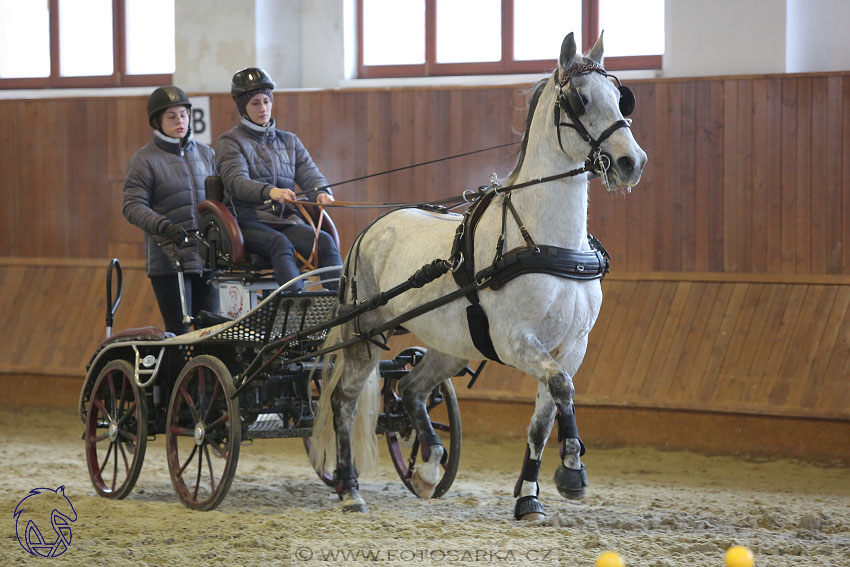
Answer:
top-left (357, 0), bottom-right (663, 78)
top-left (0, 0), bottom-right (175, 89)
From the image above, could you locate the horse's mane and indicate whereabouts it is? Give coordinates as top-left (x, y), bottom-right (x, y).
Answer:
top-left (504, 73), bottom-right (552, 186)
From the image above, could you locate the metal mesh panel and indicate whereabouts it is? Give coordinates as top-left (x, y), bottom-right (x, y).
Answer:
top-left (271, 295), bottom-right (338, 340)
top-left (204, 299), bottom-right (279, 344)
top-left (204, 293), bottom-right (338, 344)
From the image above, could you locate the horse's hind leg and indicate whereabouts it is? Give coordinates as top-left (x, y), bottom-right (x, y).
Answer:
top-left (397, 350), bottom-right (467, 498)
top-left (514, 382), bottom-right (556, 520)
top-left (330, 341), bottom-right (381, 513)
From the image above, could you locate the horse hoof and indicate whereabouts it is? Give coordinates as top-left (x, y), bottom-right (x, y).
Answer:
top-left (514, 495), bottom-right (546, 521)
top-left (411, 471), bottom-right (437, 499)
top-left (554, 463), bottom-right (587, 500)
top-left (341, 493), bottom-right (367, 513)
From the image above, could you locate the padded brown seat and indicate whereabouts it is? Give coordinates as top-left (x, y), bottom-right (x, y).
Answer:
top-left (97, 326), bottom-right (167, 349)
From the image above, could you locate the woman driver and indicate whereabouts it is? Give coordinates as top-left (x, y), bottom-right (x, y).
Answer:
top-left (215, 67), bottom-right (342, 292)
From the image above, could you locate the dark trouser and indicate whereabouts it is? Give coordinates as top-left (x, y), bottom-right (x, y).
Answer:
top-left (239, 220), bottom-right (342, 291)
top-left (149, 273), bottom-right (220, 335)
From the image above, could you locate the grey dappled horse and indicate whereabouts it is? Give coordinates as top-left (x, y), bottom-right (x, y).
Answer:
top-left (311, 31), bottom-right (646, 519)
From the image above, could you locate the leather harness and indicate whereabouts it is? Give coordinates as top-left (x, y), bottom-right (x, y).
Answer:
top-left (449, 187), bottom-right (609, 364)
top-left (445, 63), bottom-right (631, 363)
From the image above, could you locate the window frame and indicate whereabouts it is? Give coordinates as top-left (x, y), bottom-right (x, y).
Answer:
top-left (0, 0), bottom-right (172, 89)
top-left (356, 0), bottom-right (661, 79)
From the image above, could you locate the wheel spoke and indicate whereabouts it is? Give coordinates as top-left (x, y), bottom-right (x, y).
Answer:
top-left (193, 444), bottom-right (203, 500)
top-left (170, 426), bottom-right (195, 437)
top-left (107, 373), bottom-right (117, 417)
top-left (99, 441), bottom-right (114, 475)
top-left (178, 444), bottom-right (198, 476)
top-left (89, 430), bottom-right (110, 444)
top-left (203, 444), bottom-right (217, 492)
top-left (118, 438), bottom-right (131, 476)
top-left (204, 380), bottom-right (222, 423)
top-left (117, 402), bottom-right (137, 426)
top-left (206, 412), bottom-right (229, 431)
top-left (118, 376), bottom-right (129, 419)
top-left (179, 384), bottom-right (201, 423)
top-left (117, 428), bottom-right (138, 443)
top-left (407, 437), bottom-right (420, 473)
top-left (197, 367), bottom-right (207, 418)
top-left (432, 421), bottom-right (450, 432)
top-left (93, 398), bottom-right (112, 422)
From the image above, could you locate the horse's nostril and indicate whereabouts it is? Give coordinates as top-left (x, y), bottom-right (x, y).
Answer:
top-left (617, 156), bottom-right (634, 174)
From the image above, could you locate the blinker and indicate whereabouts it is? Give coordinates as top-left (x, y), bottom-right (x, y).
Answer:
top-left (618, 85), bottom-right (635, 117)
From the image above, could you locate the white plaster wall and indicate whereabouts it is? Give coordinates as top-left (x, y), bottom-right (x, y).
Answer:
top-left (301, 0), bottom-right (345, 88)
top-left (663, 0), bottom-right (787, 78)
top-left (786, 0), bottom-right (850, 73)
top-left (174, 0), bottom-right (256, 92)
top-left (257, 0), bottom-right (303, 88)
top-left (168, 0), bottom-right (849, 92)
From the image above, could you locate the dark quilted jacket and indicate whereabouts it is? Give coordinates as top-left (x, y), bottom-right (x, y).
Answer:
top-left (123, 131), bottom-right (215, 276)
top-left (214, 118), bottom-right (330, 226)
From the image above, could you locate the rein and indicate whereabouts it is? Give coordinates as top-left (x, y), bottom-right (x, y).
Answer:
top-left (285, 166), bottom-right (592, 210)
top-left (291, 140), bottom-right (520, 200)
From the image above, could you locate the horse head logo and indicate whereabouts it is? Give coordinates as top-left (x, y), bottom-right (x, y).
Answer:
top-left (13, 486), bottom-right (77, 557)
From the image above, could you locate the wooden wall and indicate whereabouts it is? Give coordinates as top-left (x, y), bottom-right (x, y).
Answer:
top-left (3, 71), bottom-right (850, 424)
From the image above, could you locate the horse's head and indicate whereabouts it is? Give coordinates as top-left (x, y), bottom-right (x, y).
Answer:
top-left (553, 32), bottom-right (647, 191)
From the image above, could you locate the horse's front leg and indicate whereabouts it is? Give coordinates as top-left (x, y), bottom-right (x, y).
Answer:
top-left (398, 350), bottom-right (467, 498)
top-left (514, 382), bottom-right (556, 520)
top-left (508, 333), bottom-right (589, 516)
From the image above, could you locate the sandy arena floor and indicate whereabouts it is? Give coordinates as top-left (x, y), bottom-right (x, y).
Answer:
top-left (1, 406), bottom-right (848, 566)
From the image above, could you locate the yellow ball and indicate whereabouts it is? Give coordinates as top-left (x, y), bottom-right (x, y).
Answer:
top-left (596, 551), bottom-right (625, 567)
top-left (725, 545), bottom-right (754, 567)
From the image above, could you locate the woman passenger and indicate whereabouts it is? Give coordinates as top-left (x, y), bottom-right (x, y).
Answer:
top-left (123, 86), bottom-right (219, 334)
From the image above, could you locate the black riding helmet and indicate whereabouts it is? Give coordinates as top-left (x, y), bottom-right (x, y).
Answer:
top-left (147, 86), bottom-right (192, 129)
top-left (231, 67), bottom-right (276, 97)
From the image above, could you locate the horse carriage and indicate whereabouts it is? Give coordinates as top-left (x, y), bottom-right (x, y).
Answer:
top-left (79, 32), bottom-right (646, 519)
top-left (78, 177), bottom-right (466, 511)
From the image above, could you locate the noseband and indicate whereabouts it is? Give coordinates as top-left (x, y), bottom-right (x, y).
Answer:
top-left (553, 63), bottom-right (635, 185)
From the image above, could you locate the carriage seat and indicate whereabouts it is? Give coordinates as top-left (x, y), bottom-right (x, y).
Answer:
top-left (197, 175), bottom-right (340, 274)
top-left (97, 326), bottom-right (168, 350)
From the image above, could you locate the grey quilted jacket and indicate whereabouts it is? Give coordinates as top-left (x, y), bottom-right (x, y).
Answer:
top-left (123, 131), bottom-right (216, 276)
top-left (214, 118), bottom-right (331, 226)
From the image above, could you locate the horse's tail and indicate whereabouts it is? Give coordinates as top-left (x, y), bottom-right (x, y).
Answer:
top-left (309, 325), bottom-right (381, 477)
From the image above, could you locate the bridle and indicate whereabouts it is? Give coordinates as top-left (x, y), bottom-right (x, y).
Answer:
top-left (553, 62), bottom-right (636, 189)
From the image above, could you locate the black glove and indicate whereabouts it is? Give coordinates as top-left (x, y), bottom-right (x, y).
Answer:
top-left (163, 223), bottom-right (188, 244)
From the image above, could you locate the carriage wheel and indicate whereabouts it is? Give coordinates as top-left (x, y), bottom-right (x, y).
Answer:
top-left (384, 349), bottom-right (462, 498)
top-left (303, 374), bottom-right (334, 486)
top-left (165, 355), bottom-right (240, 510)
top-left (85, 359), bottom-right (148, 499)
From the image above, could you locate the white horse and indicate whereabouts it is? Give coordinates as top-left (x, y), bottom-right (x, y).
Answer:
top-left (310, 31), bottom-right (646, 519)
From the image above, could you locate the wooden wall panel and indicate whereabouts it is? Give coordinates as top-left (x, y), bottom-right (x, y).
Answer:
top-left (0, 261), bottom-right (157, 377)
top-left (3, 71), bottom-right (850, 423)
top-left (5, 72), bottom-right (850, 276)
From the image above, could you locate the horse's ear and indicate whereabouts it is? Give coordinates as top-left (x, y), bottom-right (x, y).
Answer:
top-left (587, 30), bottom-right (605, 64)
top-left (559, 32), bottom-right (578, 70)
